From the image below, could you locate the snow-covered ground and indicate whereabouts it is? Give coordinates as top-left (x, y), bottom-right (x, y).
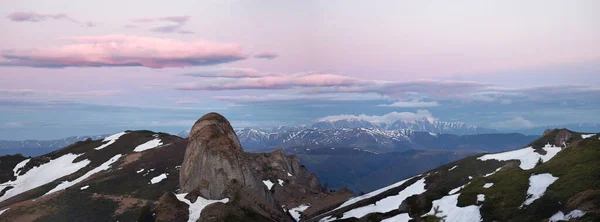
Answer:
top-left (263, 180), bottom-right (274, 190)
top-left (483, 183), bottom-right (494, 188)
top-left (477, 194), bottom-right (485, 202)
top-left (13, 158), bottom-right (30, 176)
top-left (0, 208), bottom-right (9, 215)
top-left (332, 176), bottom-right (415, 211)
top-left (381, 213), bottom-right (410, 222)
top-left (478, 145), bottom-right (562, 170)
top-left (336, 178), bottom-right (427, 220)
top-left (448, 165), bottom-right (457, 171)
top-left (289, 204), bottom-right (309, 221)
top-left (133, 138), bottom-right (163, 152)
top-left (484, 168), bottom-right (502, 177)
top-left (0, 153), bottom-right (90, 202)
top-left (46, 154), bottom-right (122, 195)
top-left (424, 194), bottom-right (481, 222)
top-left (522, 173), bottom-right (558, 206)
top-left (175, 193), bottom-right (229, 222)
top-left (80, 185), bottom-right (89, 190)
top-left (581, 134), bottom-right (595, 139)
top-left (549, 209), bottom-right (586, 222)
top-left (95, 132), bottom-right (127, 150)
top-left (278, 179), bottom-right (284, 186)
top-left (150, 173), bottom-right (168, 184)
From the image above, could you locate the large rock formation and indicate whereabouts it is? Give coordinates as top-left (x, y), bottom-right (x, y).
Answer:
top-left (179, 112), bottom-right (291, 221)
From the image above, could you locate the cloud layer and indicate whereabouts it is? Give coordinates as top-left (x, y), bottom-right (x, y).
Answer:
top-left (7, 12), bottom-right (95, 27)
top-left (317, 110), bottom-right (436, 123)
top-left (0, 35), bottom-right (246, 68)
top-left (254, 52), bottom-right (279, 60)
top-left (130, 15), bottom-right (193, 34)
top-left (177, 73), bottom-right (365, 90)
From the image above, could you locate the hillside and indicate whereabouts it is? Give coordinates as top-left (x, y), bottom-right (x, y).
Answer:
top-left (309, 129), bottom-right (599, 222)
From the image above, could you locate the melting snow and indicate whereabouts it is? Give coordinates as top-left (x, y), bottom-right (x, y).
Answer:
top-left (483, 183), bottom-right (494, 188)
top-left (468, 176), bottom-right (473, 180)
top-left (448, 166), bottom-right (457, 171)
top-left (137, 169), bottom-right (144, 173)
top-left (133, 138), bottom-right (163, 152)
top-left (150, 173), bottom-right (168, 184)
top-left (80, 185), bottom-right (89, 190)
top-left (477, 145), bottom-right (562, 170)
top-left (581, 134), bottom-right (595, 139)
top-left (338, 178), bottom-right (427, 220)
top-left (522, 173), bottom-right (558, 206)
top-left (287, 172), bottom-right (293, 177)
top-left (289, 204), bottom-right (309, 221)
top-left (0, 153), bottom-right (90, 202)
top-left (333, 176), bottom-right (415, 211)
top-left (47, 154), bottom-right (122, 195)
top-left (175, 193), bottom-right (229, 222)
top-left (424, 194), bottom-right (481, 222)
top-left (549, 209), bottom-right (586, 222)
top-left (95, 132), bottom-right (127, 150)
top-left (263, 180), bottom-right (274, 190)
top-left (484, 168), bottom-right (502, 177)
top-left (0, 208), bottom-right (9, 215)
top-left (477, 194), bottom-right (485, 202)
top-left (381, 213), bottom-right (410, 222)
top-left (13, 158), bottom-right (30, 176)
top-left (278, 179), bottom-right (284, 186)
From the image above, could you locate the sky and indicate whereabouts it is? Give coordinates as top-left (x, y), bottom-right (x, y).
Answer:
top-left (1, 0), bottom-right (599, 140)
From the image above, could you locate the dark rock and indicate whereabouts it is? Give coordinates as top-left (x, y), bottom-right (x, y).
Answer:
top-left (153, 192), bottom-right (189, 222)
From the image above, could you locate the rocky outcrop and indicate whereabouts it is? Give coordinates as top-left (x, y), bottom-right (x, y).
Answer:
top-left (153, 193), bottom-right (189, 222)
top-left (179, 112), bottom-right (291, 221)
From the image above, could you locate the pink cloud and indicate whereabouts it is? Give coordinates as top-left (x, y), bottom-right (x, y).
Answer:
top-left (0, 35), bottom-right (247, 68)
top-left (183, 67), bottom-right (273, 78)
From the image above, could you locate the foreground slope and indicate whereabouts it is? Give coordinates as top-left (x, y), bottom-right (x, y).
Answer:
top-left (310, 129), bottom-right (599, 221)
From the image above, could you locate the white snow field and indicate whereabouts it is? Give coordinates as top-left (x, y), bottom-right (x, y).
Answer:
top-left (0, 153), bottom-right (90, 202)
top-left (483, 183), bottom-right (494, 188)
top-left (522, 173), bottom-right (558, 206)
top-left (94, 132), bottom-right (127, 150)
top-left (581, 134), bottom-right (595, 139)
top-left (150, 173), bottom-right (168, 184)
top-left (289, 204), bottom-right (309, 221)
top-left (263, 180), bottom-right (274, 190)
top-left (46, 154), bottom-right (122, 195)
top-left (337, 178), bottom-right (427, 220)
top-left (424, 194), bottom-right (482, 222)
top-left (133, 138), bottom-right (163, 152)
top-left (549, 209), bottom-right (586, 222)
top-left (478, 144), bottom-right (562, 170)
top-left (175, 193), bottom-right (229, 222)
top-left (381, 213), bottom-right (411, 222)
top-left (332, 176), bottom-right (416, 211)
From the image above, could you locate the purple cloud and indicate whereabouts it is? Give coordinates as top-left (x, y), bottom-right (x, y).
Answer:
top-left (6, 12), bottom-right (95, 27)
top-left (254, 52), bottom-right (279, 60)
top-left (182, 67), bottom-right (273, 78)
top-left (129, 15), bottom-right (193, 34)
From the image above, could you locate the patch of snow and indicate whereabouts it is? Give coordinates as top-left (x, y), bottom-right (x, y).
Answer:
top-left (478, 145), bottom-right (562, 170)
top-left (133, 138), bottom-right (163, 152)
top-left (549, 209), bottom-right (586, 222)
top-left (278, 179), bottom-right (284, 186)
top-left (175, 193), bottom-right (229, 222)
top-left (522, 173), bottom-right (558, 206)
top-left (581, 134), bottom-right (595, 139)
top-left (13, 158), bottom-right (30, 176)
top-left (94, 132), bottom-right (127, 150)
top-left (483, 183), bottom-right (494, 188)
top-left (333, 176), bottom-right (415, 211)
top-left (80, 185), bottom-right (89, 190)
top-left (289, 204), bottom-right (309, 221)
top-left (468, 176), bottom-right (473, 180)
top-left (339, 178), bottom-right (427, 220)
top-left (0, 208), bottom-right (9, 215)
top-left (137, 169), bottom-right (144, 173)
top-left (449, 186), bottom-right (462, 195)
top-left (484, 168), bottom-right (502, 177)
top-left (424, 194), bottom-right (481, 222)
top-left (46, 154), bottom-right (122, 195)
top-left (0, 153), bottom-right (90, 202)
top-left (263, 180), bottom-right (274, 190)
top-left (287, 172), bottom-right (293, 177)
top-left (477, 194), bottom-right (485, 202)
top-left (382, 213), bottom-right (411, 222)
top-left (448, 165), bottom-right (457, 171)
top-left (150, 173), bottom-right (168, 184)
top-left (429, 132), bottom-right (438, 136)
